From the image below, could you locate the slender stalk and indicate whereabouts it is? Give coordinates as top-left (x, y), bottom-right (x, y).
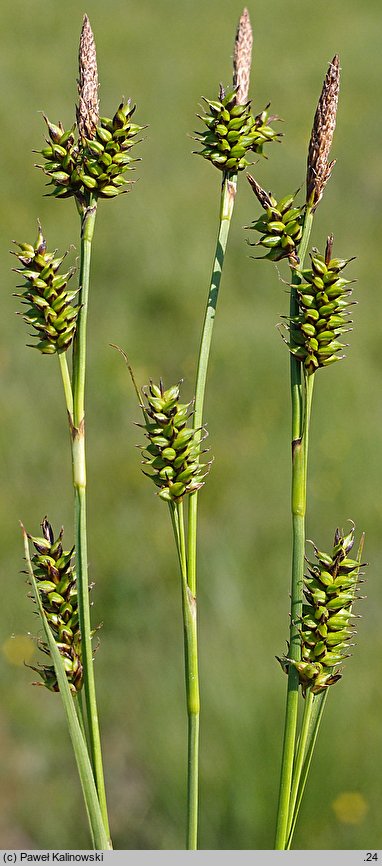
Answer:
top-left (76, 688), bottom-right (89, 744)
top-left (58, 352), bottom-right (74, 418)
top-left (286, 686), bottom-right (315, 841)
top-left (170, 501), bottom-right (200, 849)
top-left (181, 172), bottom-right (236, 846)
top-left (70, 197), bottom-right (111, 842)
top-left (187, 171), bottom-right (237, 591)
top-left (274, 210), bottom-right (314, 850)
top-left (286, 690), bottom-right (327, 848)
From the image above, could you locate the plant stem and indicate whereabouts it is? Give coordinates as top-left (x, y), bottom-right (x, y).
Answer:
top-left (170, 501), bottom-right (200, 849)
top-left (275, 372), bottom-right (315, 849)
top-left (70, 197), bottom-right (111, 843)
top-left (286, 686), bottom-right (315, 842)
top-left (286, 690), bottom-right (327, 848)
top-left (58, 352), bottom-right (74, 418)
top-left (187, 171), bottom-right (237, 592)
top-left (274, 209), bottom-right (314, 850)
top-left (178, 172), bottom-right (236, 847)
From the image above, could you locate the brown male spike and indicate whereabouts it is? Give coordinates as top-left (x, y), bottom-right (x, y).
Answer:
top-left (247, 174), bottom-right (273, 210)
top-left (233, 8), bottom-right (253, 105)
top-left (306, 55), bottom-right (340, 211)
top-left (77, 14), bottom-right (99, 141)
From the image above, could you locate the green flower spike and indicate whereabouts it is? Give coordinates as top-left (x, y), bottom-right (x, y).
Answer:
top-left (36, 17), bottom-right (144, 205)
top-left (286, 234), bottom-right (355, 375)
top-left (139, 380), bottom-right (210, 503)
top-left (246, 175), bottom-right (305, 266)
top-left (194, 85), bottom-right (281, 174)
top-left (37, 102), bottom-right (144, 203)
top-left (12, 223), bottom-right (79, 354)
top-left (26, 518), bottom-right (83, 694)
top-left (278, 523), bottom-right (366, 697)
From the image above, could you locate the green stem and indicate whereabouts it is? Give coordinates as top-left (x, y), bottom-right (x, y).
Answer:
top-left (58, 352), bottom-right (74, 419)
top-left (286, 686), bottom-right (315, 844)
top-left (187, 171), bottom-right (237, 593)
top-left (182, 172), bottom-right (236, 846)
top-left (274, 209), bottom-right (314, 850)
top-left (286, 690), bottom-right (327, 848)
top-left (170, 501), bottom-right (200, 849)
top-left (76, 688), bottom-right (88, 744)
top-left (70, 197), bottom-right (111, 843)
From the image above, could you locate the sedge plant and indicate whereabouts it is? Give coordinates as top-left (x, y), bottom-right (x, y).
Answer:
top-left (129, 8), bottom-right (280, 850)
top-left (190, 6), bottom-right (281, 592)
top-left (10, 9), bottom-right (368, 852)
top-left (246, 56), bottom-right (366, 848)
top-left (13, 15), bottom-right (143, 849)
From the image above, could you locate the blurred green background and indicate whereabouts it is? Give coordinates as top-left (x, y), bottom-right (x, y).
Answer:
top-left (0, 0), bottom-right (381, 850)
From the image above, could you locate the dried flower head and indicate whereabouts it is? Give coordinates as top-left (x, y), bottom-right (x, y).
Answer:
top-left (233, 8), bottom-right (253, 105)
top-left (306, 55), bottom-right (340, 211)
top-left (77, 14), bottom-right (99, 141)
top-left (247, 174), bottom-right (273, 210)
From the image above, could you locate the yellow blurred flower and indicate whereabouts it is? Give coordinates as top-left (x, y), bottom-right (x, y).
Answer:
top-left (2, 634), bottom-right (35, 666)
top-left (332, 791), bottom-right (369, 825)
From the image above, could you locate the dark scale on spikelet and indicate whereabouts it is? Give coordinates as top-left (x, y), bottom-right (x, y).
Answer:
top-left (36, 103), bottom-right (144, 202)
top-left (246, 176), bottom-right (305, 266)
top-left (26, 518), bottom-right (83, 694)
top-left (139, 381), bottom-right (210, 503)
top-left (12, 224), bottom-right (79, 354)
top-left (194, 86), bottom-right (281, 173)
top-left (277, 524), bottom-right (366, 697)
top-left (286, 236), bottom-right (355, 374)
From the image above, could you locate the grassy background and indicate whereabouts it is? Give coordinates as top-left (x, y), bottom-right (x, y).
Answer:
top-left (0, 0), bottom-right (381, 850)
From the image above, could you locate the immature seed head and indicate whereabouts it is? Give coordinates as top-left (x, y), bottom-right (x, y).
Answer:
top-left (233, 8), bottom-right (253, 105)
top-left (306, 55), bottom-right (340, 211)
top-left (12, 224), bottom-right (79, 354)
top-left (277, 524), bottom-right (366, 697)
top-left (247, 176), bottom-right (305, 266)
top-left (77, 14), bottom-right (99, 141)
top-left (286, 238), bottom-right (355, 374)
top-left (139, 380), bottom-right (210, 502)
top-left (26, 518), bottom-right (83, 694)
top-left (194, 92), bottom-right (281, 174)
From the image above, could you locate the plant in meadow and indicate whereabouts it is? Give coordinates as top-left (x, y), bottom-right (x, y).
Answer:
top-left (14, 14), bottom-right (143, 849)
top-left (128, 370), bottom-right (210, 850)
top-left (191, 6), bottom-right (280, 450)
top-left (246, 54), bottom-right (365, 849)
top-left (152, 9), bottom-right (279, 849)
top-left (10, 8), bottom-right (366, 853)
top-left (128, 12), bottom-right (277, 829)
